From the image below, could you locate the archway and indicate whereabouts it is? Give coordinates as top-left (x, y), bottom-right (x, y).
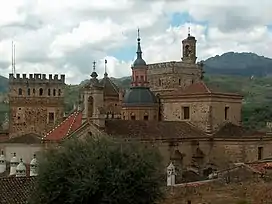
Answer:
top-left (88, 96), bottom-right (94, 118)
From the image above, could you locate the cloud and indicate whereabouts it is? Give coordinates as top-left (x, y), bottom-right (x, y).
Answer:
top-left (0, 0), bottom-right (271, 84)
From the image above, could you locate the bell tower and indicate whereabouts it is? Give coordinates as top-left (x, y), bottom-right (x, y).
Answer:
top-left (182, 27), bottom-right (197, 64)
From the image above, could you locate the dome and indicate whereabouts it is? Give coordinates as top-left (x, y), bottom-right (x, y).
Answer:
top-left (123, 86), bottom-right (157, 106)
top-left (132, 58), bottom-right (146, 68)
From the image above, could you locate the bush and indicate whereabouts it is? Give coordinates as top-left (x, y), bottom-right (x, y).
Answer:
top-left (30, 137), bottom-right (165, 204)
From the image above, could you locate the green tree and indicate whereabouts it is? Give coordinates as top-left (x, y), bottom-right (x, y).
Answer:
top-left (30, 137), bottom-right (165, 204)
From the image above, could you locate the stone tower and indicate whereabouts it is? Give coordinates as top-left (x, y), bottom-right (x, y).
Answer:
top-left (8, 73), bottom-right (65, 138)
top-left (81, 61), bottom-right (105, 127)
top-left (182, 30), bottom-right (197, 64)
top-left (147, 30), bottom-right (203, 95)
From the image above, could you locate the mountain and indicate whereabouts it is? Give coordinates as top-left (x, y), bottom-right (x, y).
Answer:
top-left (204, 52), bottom-right (272, 76)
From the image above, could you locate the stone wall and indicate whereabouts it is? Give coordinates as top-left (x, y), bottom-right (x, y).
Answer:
top-left (147, 61), bottom-right (202, 94)
top-left (156, 138), bottom-right (272, 169)
top-left (161, 95), bottom-right (242, 132)
top-left (9, 73), bottom-right (65, 138)
top-left (162, 180), bottom-right (272, 204)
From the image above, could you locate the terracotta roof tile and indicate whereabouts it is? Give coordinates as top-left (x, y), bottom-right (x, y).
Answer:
top-left (44, 111), bottom-right (82, 141)
top-left (104, 120), bottom-right (206, 140)
top-left (168, 81), bottom-right (242, 96)
top-left (0, 177), bottom-right (36, 204)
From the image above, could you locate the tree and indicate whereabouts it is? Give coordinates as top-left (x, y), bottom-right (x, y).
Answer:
top-left (30, 137), bottom-right (165, 204)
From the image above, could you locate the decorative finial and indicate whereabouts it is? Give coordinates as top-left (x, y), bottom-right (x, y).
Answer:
top-left (137, 28), bottom-right (140, 41)
top-left (136, 28), bottom-right (142, 58)
top-left (104, 59), bottom-right (108, 77)
top-left (93, 61), bottom-right (96, 72)
top-left (91, 60), bottom-right (98, 79)
top-left (188, 26), bottom-right (191, 37)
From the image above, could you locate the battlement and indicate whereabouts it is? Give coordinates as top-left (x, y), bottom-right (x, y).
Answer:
top-left (9, 73), bottom-right (65, 84)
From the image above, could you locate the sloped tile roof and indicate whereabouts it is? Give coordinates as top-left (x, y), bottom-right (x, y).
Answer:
top-left (100, 76), bottom-right (119, 97)
top-left (168, 81), bottom-right (242, 97)
top-left (43, 111), bottom-right (82, 141)
top-left (213, 122), bottom-right (262, 137)
top-left (0, 177), bottom-right (36, 204)
top-left (104, 120), bottom-right (206, 140)
top-left (1, 133), bottom-right (42, 144)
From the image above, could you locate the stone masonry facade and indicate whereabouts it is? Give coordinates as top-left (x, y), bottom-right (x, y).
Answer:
top-left (8, 73), bottom-right (65, 138)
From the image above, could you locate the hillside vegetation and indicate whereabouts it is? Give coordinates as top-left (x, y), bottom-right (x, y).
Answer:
top-left (1, 52), bottom-right (272, 131)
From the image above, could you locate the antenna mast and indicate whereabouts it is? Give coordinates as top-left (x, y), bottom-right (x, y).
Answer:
top-left (11, 41), bottom-right (16, 75)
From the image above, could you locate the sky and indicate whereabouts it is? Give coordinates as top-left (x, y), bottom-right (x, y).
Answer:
top-left (0, 0), bottom-right (272, 84)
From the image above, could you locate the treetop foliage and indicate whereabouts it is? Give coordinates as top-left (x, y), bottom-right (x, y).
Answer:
top-left (30, 137), bottom-right (165, 204)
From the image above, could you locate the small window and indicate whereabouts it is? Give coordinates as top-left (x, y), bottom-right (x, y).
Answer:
top-left (48, 89), bottom-right (51, 96)
top-left (131, 115), bottom-right (136, 120)
top-left (53, 89), bottom-right (56, 96)
top-left (224, 107), bottom-right (229, 120)
top-left (258, 147), bottom-right (263, 160)
top-left (178, 79), bottom-right (181, 85)
top-left (144, 115), bottom-right (148, 120)
top-left (159, 79), bottom-right (161, 86)
top-left (18, 88), bottom-right (22, 95)
top-left (58, 89), bottom-right (61, 96)
top-left (182, 106), bottom-right (190, 120)
top-left (17, 116), bottom-right (20, 120)
top-left (33, 88), bottom-right (35, 94)
top-left (48, 112), bottom-right (55, 123)
top-left (39, 88), bottom-right (43, 96)
top-left (27, 88), bottom-right (31, 96)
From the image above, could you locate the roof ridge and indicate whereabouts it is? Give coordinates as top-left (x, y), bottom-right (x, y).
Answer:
top-left (42, 111), bottom-right (77, 140)
top-left (66, 111), bottom-right (79, 137)
top-left (201, 81), bottom-right (211, 93)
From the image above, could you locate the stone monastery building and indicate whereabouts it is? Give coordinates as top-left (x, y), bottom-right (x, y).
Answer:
top-left (1, 29), bottom-right (272, 179)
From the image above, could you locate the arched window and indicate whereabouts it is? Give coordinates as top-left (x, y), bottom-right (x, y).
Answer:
top-left (27, 88), bottom-right (30, 96)
top-left (58, 89), bottom-right (61, 96)
top-left (39, 88), bottom-right (43, 96)
top-left (130, 113), bottom-right (135, 120)
top-left (18, 88), bottom-right (22, 96)
top-left (144, 113), bottom-right (148, 120)
top-left (88, 96), bottom-right (94, 118)
top-left (53, 89), bottom-right (56, 96)
top-left (48, 89), bottom-right (51, 96)
top-left (33, 88), bottom-right (35, 95)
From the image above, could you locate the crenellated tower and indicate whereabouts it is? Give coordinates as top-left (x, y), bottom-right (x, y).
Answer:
top-left (8, 73), bottom-right (65, 138)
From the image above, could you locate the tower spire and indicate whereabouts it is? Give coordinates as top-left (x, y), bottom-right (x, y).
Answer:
top-left (136, 28), bottom-right (142, 59)
top-left (104, 59), bottom-right (108, 77)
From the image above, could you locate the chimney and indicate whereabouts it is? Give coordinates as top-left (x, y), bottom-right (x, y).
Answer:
top-left (16, 158), bottom-right (26, 177)
top-left (30, 154), bottom-right (38, 177)
top-left (0, 150), bottom-right (6, 173)
top-left (9, 153), bottom-right (19, 176)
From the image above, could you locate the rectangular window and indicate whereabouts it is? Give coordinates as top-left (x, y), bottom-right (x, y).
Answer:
top-left (48, 112), bottom-right (55, 123)
top-left (258, 147), bottom-right (263, 160)
top-left (183, 107), bottom-right (190, 120)
top-left (144, 115), bottom-right (148, 120)
top-left (131, 115), bottom-right (136, 120)
top-left (225, 107), bottom-right (229, 120)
